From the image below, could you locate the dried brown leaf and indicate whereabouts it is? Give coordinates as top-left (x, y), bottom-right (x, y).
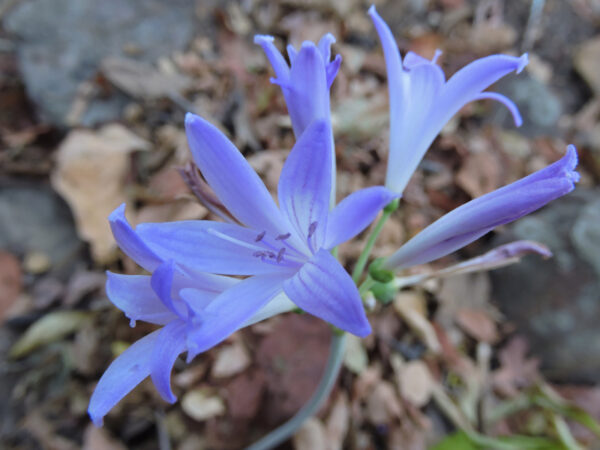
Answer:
top-left (51, 125), bottom-right (150, 263)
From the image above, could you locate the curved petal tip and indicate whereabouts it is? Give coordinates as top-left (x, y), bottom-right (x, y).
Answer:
top-left (108, 203), bottom-right (127, 222)
top-left (564, 145), bottom-right (581, 183)
top-left (517, 53), bottom-right (528, 74)
top-left (254, 34), bottom-right (274, 45)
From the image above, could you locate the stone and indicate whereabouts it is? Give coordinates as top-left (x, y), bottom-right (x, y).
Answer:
top-left (3, 0), bottom-right (199, 127)
top-left (489, 189), bottom-right (600, 383)
top-left (492, 74), bottom-right (562, 138)
top-left (0, 182), bottom-right (84, 280)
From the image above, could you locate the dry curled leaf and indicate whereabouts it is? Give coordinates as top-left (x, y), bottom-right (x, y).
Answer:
top-left (51, 125), bottom-right (150, 263)
top-left (181, 389), bottom-right (226, 422)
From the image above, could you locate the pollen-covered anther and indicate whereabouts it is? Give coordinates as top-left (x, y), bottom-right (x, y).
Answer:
top-left (277, 247), bottom-right (286, 263)
top-left (307, 221), bottom-right (318, 239)
top-left (276, 232), bottom-right (291, 240)
top-left (255, 231), bottom-right (266, 242)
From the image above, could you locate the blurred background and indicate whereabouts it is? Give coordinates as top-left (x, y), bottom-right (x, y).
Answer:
top-left (1, 0), bottom-right (599, 448)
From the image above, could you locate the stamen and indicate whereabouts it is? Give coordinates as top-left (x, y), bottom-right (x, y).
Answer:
top-left (255, 231), bottom-right (266, 242)
top-left (307, 221), bottom-right (318, 239)
top-left (276, 232), bottom-right (291, 240)
top-left (207, 228), bottom-right (264, 252)
top-left (277, 247), bottom-right (286, 263)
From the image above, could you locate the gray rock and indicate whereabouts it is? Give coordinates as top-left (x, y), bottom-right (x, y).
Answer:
top-left (492, 74), bottom-right (563, 138)
top-left (3, 0), bottom-right (198, 127)
top-left (489, 189), bottom-right (600, 383)
top-left (0, 182), bottom-right (85, 279)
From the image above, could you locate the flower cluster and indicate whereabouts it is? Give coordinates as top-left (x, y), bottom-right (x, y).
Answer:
top-left (89, 6), bottom-right (579, 426)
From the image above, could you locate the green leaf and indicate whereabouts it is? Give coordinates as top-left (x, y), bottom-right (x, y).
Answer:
top-left (430, 431), bottom-right (481, 450)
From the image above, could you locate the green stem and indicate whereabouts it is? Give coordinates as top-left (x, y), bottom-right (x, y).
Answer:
top-left (351, 198), bottom-right (399, 283)
top-left (245, 332), bottom-right (347, 450)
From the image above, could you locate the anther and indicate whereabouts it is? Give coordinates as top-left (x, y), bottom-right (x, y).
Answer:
top-left (255, 231), bottom-right (266, 242)
top-left (253, 251), bottom-right (266, 258)
top-left (276, 232), bottom-right (291, 241)
top-left (277, 247), bottom-right (286, 263)
top-left (307, 221), bottom-right (318, 239)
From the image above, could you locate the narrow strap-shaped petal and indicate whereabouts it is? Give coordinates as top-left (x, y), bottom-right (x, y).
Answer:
top-left (254, 35), bottom-right (290, 81)
top-left (368, 5), bottom-right (403, 134)
top-left (88, 330), bottom-right (160, 426)
top-left (137, 220), bottom-right (302, 275)
top-left (150, 320), bottom-right (188, 403)
top-left (434, 53), bottom-right (528, 128)
top-left (324, 187), bottom-right (399, 249)
top-left (326, 54), bottom-right (342, 89)
top-left (283, 249), bottom-right (371, 337)
top-left (385, 147), bottom-right (579, 270)
top-left (242, 292), bottom-right (296, 327)
top-left (317, 33), bottom-right (335, 63)
top-left (106, 272), bottom-right (177, 326)
top-left (151, 261), bottom-right (187, 318)
top-left (183, 274), bottom-right (285, 361)
top-left (286, 42), bottom-right (330, 137)
top-left (109, 204), bottom-right (162, 272)
top-left (385, 62), bottom-right (446, 193)
top-left (474, 92), bottom-right (522, 126)
top-left (278, 120), bottom-right (332, 250)
top-left (185, 114), bottom-right (287, 235)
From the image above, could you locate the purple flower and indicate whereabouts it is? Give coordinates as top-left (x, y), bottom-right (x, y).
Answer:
top-left (368, 6), bottom-right (528, 194)
top-left (88, 205), bottom-right (295, 426)
top-left (385, 146), bottom-right (579, 270)
top-left (254, 33), bottom-right (341, 138)
top-left (135, 114), bottom-right (397, 344)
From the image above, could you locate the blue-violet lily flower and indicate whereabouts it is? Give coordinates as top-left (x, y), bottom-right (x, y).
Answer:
top-left (385, 146), bottom-right (579, 270)
top-left (369, 5), bottom-right (529, 194)
top-left (254, 33), bottom-right (341, 138)
top-left (134, 114), bottom-right (398, 343)
top-left (88, 205), bottom-right (295, 426)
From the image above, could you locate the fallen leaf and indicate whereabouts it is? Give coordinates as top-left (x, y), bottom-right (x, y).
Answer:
top-left (343, 334), bottom-right (369, 374)
top-left (101, 57), bottom-right (192, 100)
top-left (0, 251), bottom-right (22, 322)
top-left (366, 381), bottom-right (403, 426)
top-left (10, 310), bottom-right (92, 358)
top-left (326, 392), bottom-right (349, 450)
top-left (181, 389), bottom-right (226, 422)
top-left (293, 417), bottom-right (328, 450)
top-left (397, 360), bottom-right (435, 407)
top-left (211, 342), bottom-right (251, 379)
top-left (394, 291), bottom-right (441, 354)
top-left (51, 124), bottom-right (150, 263)
top-left (456, 149), bottom-right (503, 198)
top-left (492, 336), bottom-right (540, 397)
top-left (83, 424), bottom-right (127, 450)
top-left (455, 309), bottom-right (499, 343)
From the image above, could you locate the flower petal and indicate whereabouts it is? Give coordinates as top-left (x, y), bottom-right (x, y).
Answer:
top-left (150, 320), bottom-right (187, 403)
top-left (109, 204), bottom-right (162, 272)
top-left (385, 147), bottom-right (579, 270)
top-left (106, 272), bottom-right (177, 326)
top-left (243, 292), bottom-right (296, 327)
top-left (278, 120), bottom-right (333, 250)
top-left (183, 274), bottom-right (285, 361)
top-left (254, 35), bottom-right (290, 81)
top-left (324, 187), bottom-right (399, 249)
top-left (137, 220), bottom-right (300, 275)
top-left (151, 261), bottom-right (187, 317)
top-left (88, 330), bottom-right (160, 426)
top-left (286, 42), bottom-right (330, 137)
top-left (283, 249), bottom-right (371, 337)
top-left (185, 113), bottom-right (286, 235)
